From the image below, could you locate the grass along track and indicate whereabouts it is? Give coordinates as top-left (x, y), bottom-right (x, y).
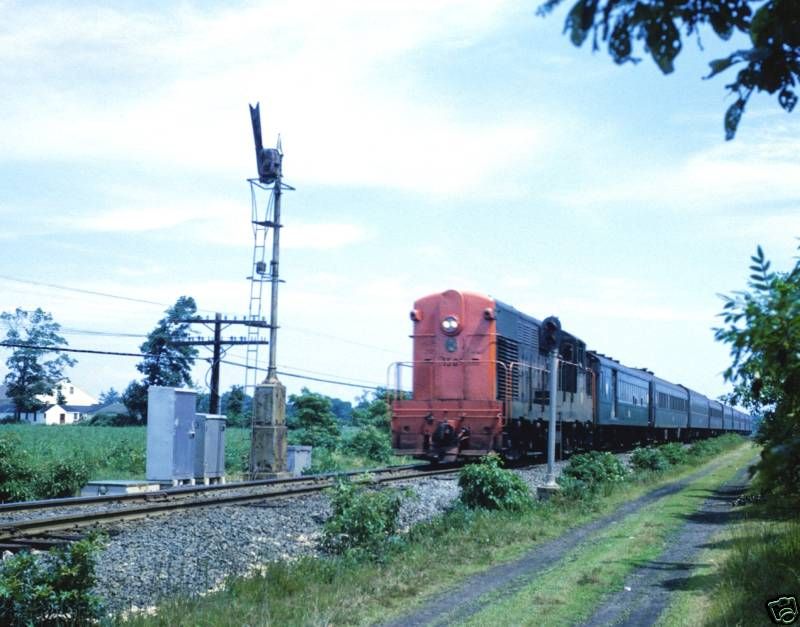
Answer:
top-left (124, 438), bottom-right (751, 626)
top-left (455, 443), bottom-right (757, 626)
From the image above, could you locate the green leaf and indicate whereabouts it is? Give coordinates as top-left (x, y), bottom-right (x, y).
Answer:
top-left (724, 98), bottom-right (746, 140)
top-left (749, 3), bottom-right (775, 48)
top-left (566, 2), bottom-right (591, 46)
top-left (707, 56), bottom-right (737, 79)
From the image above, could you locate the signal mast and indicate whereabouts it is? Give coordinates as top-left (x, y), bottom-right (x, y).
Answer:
top-left (246, 103), bottom-right (293, 478)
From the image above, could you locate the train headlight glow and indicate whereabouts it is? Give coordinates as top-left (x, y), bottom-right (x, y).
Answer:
top-left (441, 315), bottom-right (459, 334)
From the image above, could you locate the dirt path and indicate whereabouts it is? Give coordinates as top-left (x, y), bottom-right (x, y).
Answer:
top-left (580, 464), bottom-right (753, 627)
top-left (382, 457), bottom-right (742, 627)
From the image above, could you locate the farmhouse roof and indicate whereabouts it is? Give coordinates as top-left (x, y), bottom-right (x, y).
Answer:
top-left (90, 401), bottom-right (127, 415)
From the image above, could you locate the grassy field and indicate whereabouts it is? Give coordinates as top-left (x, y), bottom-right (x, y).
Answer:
top-left (123, 438), bottom-right (753, 626)
top-left (0, 424), bottom-right (404, 489)
top-left (0, 424), bottom-right (252, 482)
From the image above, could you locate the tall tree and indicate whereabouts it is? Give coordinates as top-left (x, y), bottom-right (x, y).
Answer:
top-left (539, 0), bottom-right (799, 139)
top-left (1, 308), bottom-right (76, 419)
top-left (136, 296), bottom-right (199, 387)
top-left (223, 385), bottom-right (247, 417)
top-left (221, 384), bottom-right (251, 426)
top-left (352, 388), bottom-right (391, 431)
top-left (288, 387), bottom-right (341, 449)
top-left (121, 380), bottom-right (147, 423)
top-left (122, 296), bottom-right (199, 422)
top-left (97, 387), bottom-right (121, 405)
top-left (715, 244), bottom-right (800, 499)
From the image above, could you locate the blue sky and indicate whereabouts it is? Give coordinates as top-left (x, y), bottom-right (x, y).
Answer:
top-left (1, 1), bottom-right (798, 405)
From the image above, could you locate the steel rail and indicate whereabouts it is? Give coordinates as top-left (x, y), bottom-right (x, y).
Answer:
top-left (0, 465), bottom-right (462, 544)
top-left (0, 463), bottom-right (442, 514)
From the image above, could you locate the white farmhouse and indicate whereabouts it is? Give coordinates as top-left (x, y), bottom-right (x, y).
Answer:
top-left (0, 380), bottom-right (99, 425)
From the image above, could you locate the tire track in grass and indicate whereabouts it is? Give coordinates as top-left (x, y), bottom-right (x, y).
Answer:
top-left (581, 464), bottom-right (754, 627)
top-left (382, 448), bottom-right (751, 627)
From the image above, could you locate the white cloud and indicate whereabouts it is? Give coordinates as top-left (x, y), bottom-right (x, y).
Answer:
top-left (551, 118), bottom-right (800, 213)
top-left (49, 198), bottom-right (370, 250)
top-left (0, 1), bottom-right (549, 194)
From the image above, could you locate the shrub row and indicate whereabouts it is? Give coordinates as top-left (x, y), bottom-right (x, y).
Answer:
top-left (0, 435), bottom-right (90, 502)
top-left (629, 436), bottom-right (741, 474)
top-left (322, 454), bottom-right (535, 560)
top-left (0, 537), bottom-right (104, 625)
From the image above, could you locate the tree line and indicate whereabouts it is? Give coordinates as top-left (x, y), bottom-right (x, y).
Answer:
top-left (0, 297), bottom-right (395, 446)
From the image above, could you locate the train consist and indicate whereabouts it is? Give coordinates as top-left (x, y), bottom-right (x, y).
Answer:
top-left (390, 290), bottom-right (751, 462)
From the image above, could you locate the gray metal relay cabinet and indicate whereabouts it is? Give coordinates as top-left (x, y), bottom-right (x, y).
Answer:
top-left (146, 387), bottom-right (197, 485)
top-left (194, 413), bottom-right (226, 484)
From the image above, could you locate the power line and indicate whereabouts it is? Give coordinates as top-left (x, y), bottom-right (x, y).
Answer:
top-left (0, 342), bottom-right (392, 391)
top-left (220, 358), bottom-right (384, 391)
top-left (61, 327), bottom-right (147, 339)
top-left (0, 275), bottom-right (169, 308)
top-left (281, 325), bottom-right (404, 355)
top-left (0, 274), bottom-right (405, 356)
top-left (0, 342), bottom-right (145, 358)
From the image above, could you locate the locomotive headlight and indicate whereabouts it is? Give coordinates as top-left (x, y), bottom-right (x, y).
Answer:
top-left (441, 315), bottom-right (460, 334)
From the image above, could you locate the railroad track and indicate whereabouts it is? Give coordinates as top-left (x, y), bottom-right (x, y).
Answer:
top-left (0, 463), bottom-right (461, 553)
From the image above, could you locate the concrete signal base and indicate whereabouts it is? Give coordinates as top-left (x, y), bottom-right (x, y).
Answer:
top-left (250, 380), bottom-right (289, 479)
top-left (536, 484), bottom-right (562, 501)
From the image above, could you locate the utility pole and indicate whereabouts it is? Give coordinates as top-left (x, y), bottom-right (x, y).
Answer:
top-left (175, 315), bottom-right (269, 414)
top-left (211, 313), bottom-right (222, 413)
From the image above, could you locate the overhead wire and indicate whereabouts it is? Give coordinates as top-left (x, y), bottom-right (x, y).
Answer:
top-left (0, 274), bottom-right (405, 356)
top-left (0, 274), bottom-right (409, 390)
top-left (219, 358), bottom-right (384, 391)
top-left (0, 342), bottom-right (145, 358)
top-left (0, 342), bottom-right (393, 391)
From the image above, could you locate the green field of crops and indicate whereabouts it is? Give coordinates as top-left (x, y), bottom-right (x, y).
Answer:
top-left (0, 424), bottom-right (252, 481)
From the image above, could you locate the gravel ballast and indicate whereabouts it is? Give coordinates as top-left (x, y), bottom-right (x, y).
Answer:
top-left (90, 461), bottom-right (584, 615)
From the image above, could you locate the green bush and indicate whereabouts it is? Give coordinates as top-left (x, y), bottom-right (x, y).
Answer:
top-left (0, 537), bottom-right (104, 625)
top-left (688, 435), bottom-right (743, 460)
top-left (288, 389), bottom-right (341, 450)
top-left (554, 474), bottom-right (593, 501)
top-left (561, 451), bottom-right (627, 489)
top-left (752, 437), bottom-right (800, 501)
top-left (34, 457), bottom-right (92, 499)
top-left (322, 478), bottom-right (404, 558)
top-left (289, 426), bottom-right (339, 450)
top-left (659, 442), bottom-right (689, 465)
top-left (0, 435), bottom-right (37, 502)
top-left (105, 442), bottom-right (146, 475)
top-left (458, 454), bottom-right (532, 511)
top-left (630, 447), bottom-right (669, 472)
top-left (342, 426), bottom-right (392, 463)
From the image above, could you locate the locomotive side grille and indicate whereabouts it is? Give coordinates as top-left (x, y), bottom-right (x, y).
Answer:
top-left (518, 321), bottom-right (536, 349)
top-left (496, 336), bottom-right (520, 401)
